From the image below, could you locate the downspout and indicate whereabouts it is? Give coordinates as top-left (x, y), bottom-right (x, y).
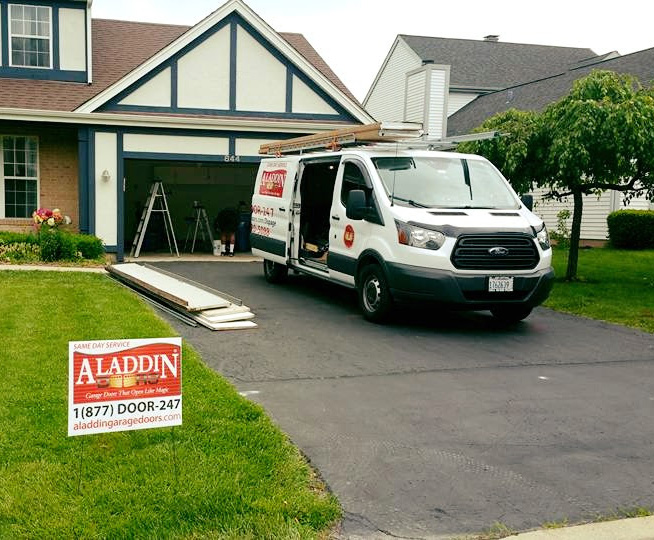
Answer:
top-left (86, 0), bottom-right (93, 84)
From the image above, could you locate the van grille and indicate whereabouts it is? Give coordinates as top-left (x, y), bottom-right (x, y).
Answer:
top-left (451, 234), bottom-right (539, 270)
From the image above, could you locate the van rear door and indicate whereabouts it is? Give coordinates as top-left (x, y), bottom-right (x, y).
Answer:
top-left (250, 158), bottom-right (298, 264)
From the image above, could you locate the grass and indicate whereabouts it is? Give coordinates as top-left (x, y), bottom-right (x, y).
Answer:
top-left (0, 271), bottom-right (339, 539)
top-left (545, 248), bottom-right (654, 333)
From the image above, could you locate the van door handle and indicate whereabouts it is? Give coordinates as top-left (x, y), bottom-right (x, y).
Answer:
top-left (278, 207), bottom-right (286, 212)
top-left (331, 215), bottom-right (340, 221)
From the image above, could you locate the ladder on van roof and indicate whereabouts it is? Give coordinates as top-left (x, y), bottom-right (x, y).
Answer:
top-left (258, 122), bottom-right (501, 156)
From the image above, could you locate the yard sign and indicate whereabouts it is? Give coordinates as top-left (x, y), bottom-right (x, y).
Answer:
top-left (68, 338), bottom-right (182, 436)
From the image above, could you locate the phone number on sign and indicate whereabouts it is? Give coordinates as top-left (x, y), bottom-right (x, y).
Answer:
top-left (72, 398), bottom-right (181, 419)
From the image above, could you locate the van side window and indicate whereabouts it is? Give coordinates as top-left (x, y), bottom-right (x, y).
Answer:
top-left (340, 162), bottom-right (372, 206)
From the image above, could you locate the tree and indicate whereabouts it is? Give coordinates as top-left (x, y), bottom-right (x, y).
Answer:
top-left (462, 70), bottom-right (654, 280)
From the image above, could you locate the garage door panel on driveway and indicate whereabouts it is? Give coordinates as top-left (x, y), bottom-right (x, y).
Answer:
top-left (153, 262), bottom-right (654, 538)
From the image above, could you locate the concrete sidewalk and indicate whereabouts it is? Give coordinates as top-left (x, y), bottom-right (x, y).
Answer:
top-left (508, 516), bottom-right (654, 540)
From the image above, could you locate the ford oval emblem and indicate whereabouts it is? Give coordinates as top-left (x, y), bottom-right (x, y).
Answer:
top-left (488, 246), bottom-right (509, 256)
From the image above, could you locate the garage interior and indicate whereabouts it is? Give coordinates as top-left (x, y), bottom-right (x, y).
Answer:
top-left (124, 159), bottom-right (258, 254)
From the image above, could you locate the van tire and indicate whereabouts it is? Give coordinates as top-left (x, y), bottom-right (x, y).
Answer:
top-left (490, 305), bottom-right (532, 324)
top-left (358, 264), bottom-right (393, 323)
top-left (263, 260), bottom-right (288, 283)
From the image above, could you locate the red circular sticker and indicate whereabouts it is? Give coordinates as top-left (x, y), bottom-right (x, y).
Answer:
top-left (344, 225), bottom-right (355, 248)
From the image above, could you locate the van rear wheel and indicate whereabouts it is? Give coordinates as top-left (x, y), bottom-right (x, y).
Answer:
top-left (490, 305), bottom-right (532, 324)
top-left (263, 259), bottom-right (288, 283)
top-left (358, 264), bottom-right (393, 323)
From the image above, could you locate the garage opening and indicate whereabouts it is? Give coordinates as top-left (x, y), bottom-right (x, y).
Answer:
top-left (124, 159), bottom-right (258, 254)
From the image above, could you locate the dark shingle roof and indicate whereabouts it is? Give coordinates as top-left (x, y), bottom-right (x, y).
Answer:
top-left (400, 34), bottom-right (597, 89)
top-left (0, 19), bottom-right (357, 112)
top-left (447, 47), bottom-right (654, 136)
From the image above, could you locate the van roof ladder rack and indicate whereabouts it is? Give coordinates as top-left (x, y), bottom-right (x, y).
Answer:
top-left (259, 122), bottom-right (501, 155)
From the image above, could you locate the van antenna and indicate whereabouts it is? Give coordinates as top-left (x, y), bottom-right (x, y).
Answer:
top-left (390, 142), bottom-right (398, 206)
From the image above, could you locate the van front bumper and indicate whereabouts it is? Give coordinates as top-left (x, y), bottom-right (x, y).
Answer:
top-left (385, 262), bottom-right (555, 309)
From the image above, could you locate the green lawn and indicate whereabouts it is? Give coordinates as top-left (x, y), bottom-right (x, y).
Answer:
top-left (545, 248), bottom-right (654, 333)
top-left (0, 271), bottom-right (339, 539)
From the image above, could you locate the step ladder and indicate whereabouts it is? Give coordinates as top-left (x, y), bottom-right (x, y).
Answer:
top-left (184, 203), bottom-right (215, 254)
top-left (130, 182), bottom-right (179, 258)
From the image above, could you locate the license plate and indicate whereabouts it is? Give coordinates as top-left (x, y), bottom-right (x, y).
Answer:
top-left (488, 276), bottom-right (514, 292)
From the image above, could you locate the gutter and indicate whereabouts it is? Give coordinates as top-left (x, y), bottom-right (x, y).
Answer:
top-left (0, 108), bottom-right (358, 133)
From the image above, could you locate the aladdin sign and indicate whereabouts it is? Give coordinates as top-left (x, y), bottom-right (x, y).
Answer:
top-left (68, 338), bottom-right (182, 436)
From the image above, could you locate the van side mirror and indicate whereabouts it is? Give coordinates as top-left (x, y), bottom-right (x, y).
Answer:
top-left (346, 189), bottom-right (367, 220)
top-left (521, 194), bottom-right (533, 211)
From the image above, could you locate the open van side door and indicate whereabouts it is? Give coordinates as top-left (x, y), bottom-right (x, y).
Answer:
top-left (250, 159), bottom-right (298, 264)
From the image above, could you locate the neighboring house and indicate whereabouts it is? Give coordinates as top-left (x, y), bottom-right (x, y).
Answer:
top-left (448, 48), bottom-right (654, 242)
top-left (363, 34), bottom-right (606, 138)
top-left (0, 0), bottom-right (372, 258)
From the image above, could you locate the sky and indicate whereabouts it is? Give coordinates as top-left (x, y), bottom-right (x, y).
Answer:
top-left (92, 0), bottom-right (654, 101)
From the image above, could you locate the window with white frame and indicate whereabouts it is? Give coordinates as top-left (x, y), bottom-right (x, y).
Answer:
top-left (9, 4), bottom-right (52, 68)
top-left (1, 136), bottom-right (39, 218)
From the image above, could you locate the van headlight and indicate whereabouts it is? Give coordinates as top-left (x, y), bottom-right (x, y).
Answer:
top-left (536, 223), bottom-right (551, 250)
top-left (395, 220), bottom-right (446, 250)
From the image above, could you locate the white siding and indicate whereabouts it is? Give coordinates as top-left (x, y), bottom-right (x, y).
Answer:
top-left (59, 8), bottom-right (86, 71)
top-left (177, 27), bottom-right (230, 110)
top-left (365, 38), bottom-right (421, 122)
top-left (236, 26), bottom-right (286, 112)
top-left (119, 68), bottom-right (171, 107)
top-left (447, 92), bottom-right (479, 117)
top-left (621, 192), bottom-right (653, 210)
top-left (123, 134), bottom-right (229, 156)
top-left (532, 187), bottom-right (654, 241)
top-left (404, 70), bottom-right (425, 124)
top-left (427, 68), bottom-right (448, 138)
top-left (94, 133), bottom-right (118, 246)
top-left (532, 188), bottom-right (613, 241)
top-left (292, 75), bottom-right (337, 115)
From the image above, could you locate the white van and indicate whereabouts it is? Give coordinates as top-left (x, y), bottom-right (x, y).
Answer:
top-left (250, 135), bottom-right (554, 323)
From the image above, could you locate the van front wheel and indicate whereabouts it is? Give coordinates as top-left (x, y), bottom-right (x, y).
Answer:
top-left (263, 259), bottom-right (288, 283)
top-left (358, 264), bottom-right (393, 323)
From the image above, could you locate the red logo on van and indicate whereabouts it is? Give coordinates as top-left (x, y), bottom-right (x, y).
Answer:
top-left (259, 169), bottom-right (286, 198)
top-left (344, 225), bottom-right (355, 248)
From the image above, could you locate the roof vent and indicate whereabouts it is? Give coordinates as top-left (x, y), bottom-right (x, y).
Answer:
top-left (484, 35), bottom-right (500, 42)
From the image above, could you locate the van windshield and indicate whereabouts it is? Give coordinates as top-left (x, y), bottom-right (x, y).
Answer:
top-left (372, 156), bottom-right (520, 210)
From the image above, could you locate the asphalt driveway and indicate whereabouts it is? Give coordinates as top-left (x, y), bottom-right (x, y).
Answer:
top-left (153, 260), bottom-right (654, 539)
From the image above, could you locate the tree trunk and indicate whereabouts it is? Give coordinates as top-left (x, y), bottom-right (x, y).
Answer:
top-left (566, 188), bottom-right (584, 280)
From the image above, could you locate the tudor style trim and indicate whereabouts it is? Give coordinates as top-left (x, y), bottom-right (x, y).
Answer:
top-left (98, 12), bottom-right (355, 122)
top-left (75, 0), bottom-right (373, 124)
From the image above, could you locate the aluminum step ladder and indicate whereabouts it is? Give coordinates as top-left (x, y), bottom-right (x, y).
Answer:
top-left (130, 182), bottom-right (179, 258)
top-left (184, 203), bottom-right (215, 253)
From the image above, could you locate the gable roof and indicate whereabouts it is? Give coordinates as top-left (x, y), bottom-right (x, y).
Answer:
top-left (0, 14), bottom-right (359, 114)
top-left (447, 47), bottom-right (654, 136)
top-left (76, 0), bottom-right (367, 121)
top-left (400, 35), bottom-right (597, 90)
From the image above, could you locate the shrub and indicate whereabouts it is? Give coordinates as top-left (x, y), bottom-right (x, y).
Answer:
top-left (72, 234), bottom-right (105, 260)
top-left (38, 230), bottom-right (77, 262)
top-left (549, 209), bottom-right (571, 249)
top-left (607, 209), bottom-right (654, 249)
top-left (0, 232), bottom-right (39, 246)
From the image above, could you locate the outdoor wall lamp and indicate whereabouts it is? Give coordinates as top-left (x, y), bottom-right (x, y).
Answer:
top-left (101, 169), bottom-right (111, 182)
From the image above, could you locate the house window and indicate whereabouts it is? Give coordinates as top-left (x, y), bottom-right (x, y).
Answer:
top-left (2, 136), bottom-right (38, 218)
top-left (9, 4), bottom-right (52, 68)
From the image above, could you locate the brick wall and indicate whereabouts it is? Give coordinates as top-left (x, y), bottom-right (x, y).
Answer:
top-left (0, 122), bottom-right (79, 233)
